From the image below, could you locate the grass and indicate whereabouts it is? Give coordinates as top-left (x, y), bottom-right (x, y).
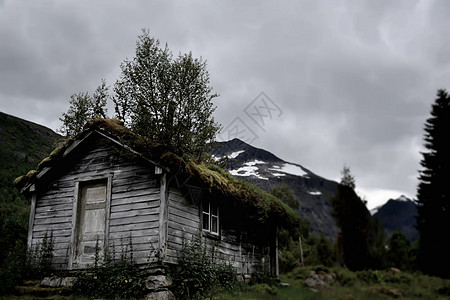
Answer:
top-left (217, 266), bottom-right (450, 300)
top-left (2, 266), bottom-right (450, 299)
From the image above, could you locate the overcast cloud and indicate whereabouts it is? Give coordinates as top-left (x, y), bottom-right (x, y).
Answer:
top-left (1, 0), bottom-right (449, 209)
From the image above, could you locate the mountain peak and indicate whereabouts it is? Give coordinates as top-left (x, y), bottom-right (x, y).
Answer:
top-left (373, 195), bottom-right (418, 242)
top-left (213, 138), bottom-right (284, 165)
top-left (397, 195), bottom-right (411, 202)
top-left (213, 139), bottom-right (341, 240)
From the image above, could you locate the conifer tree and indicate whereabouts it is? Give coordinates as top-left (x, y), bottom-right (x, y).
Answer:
top-left (340, 164), bottom-right (355, 190)
top-left (416, 89), bottom-right (450, 278)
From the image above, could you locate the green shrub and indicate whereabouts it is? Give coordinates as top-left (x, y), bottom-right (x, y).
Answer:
top-left (72, 237), bottom-right (147, 299)
top-left (25, 230), bottom-right (54, 278)
top-left (72, 264), bottom-right (146, 299)
top-left (334, 268), bottom-right (356, 287)
top-left (356, 269), bottom-right (385, 284)
top-left (247, 283), bottom-right (278, 296)
top-left (0, 230), bottom-right (54, 294)
top-left (169, 235), bottom-right (237, 299)
top-left (0, 239), bottom-right (27, 294)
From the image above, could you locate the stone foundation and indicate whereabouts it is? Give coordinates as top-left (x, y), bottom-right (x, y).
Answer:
top-left (40, 265), bottom-right (175, 299)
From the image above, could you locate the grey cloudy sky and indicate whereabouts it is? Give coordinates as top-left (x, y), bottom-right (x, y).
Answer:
top-left (1, 0), bottom-right (448, 209)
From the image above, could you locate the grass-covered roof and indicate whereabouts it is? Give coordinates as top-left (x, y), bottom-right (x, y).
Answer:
top-left (15, 118), bottom-right (300, 230)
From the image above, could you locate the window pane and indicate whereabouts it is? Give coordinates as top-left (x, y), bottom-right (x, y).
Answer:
top-left (211, 200), bottom-right (218, 216)
top-left (203, 212), bottom-right (209, 230)
top-left (212, 216), bottom-right (218, 233)
top-left (202, 199), bottom-right (209, 213)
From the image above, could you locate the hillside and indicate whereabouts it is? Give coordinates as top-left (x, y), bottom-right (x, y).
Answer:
top-left (0, 112), bottom-right (61, 275)
top-left (212, 138), bottom-right (341, 240)
top-left (0, 112), bottom-right (61, 203)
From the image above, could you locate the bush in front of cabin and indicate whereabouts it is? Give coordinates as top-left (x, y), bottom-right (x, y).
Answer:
top-left (169, 234), bottom-right (238, 300)
top-left (72, 237), bottom-right (147, 299)
top-left (0, 230), bottom-right (54, 294)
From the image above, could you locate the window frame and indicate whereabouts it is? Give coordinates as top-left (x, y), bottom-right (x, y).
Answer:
top-left (202, 198), bottom-right (219, 236)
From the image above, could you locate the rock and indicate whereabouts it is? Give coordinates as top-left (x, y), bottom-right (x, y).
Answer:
top-left (144, 290), bottom-right (175, 300)
top-left (40, 276), bottom-right (76, 288)
top-left (145, 275), bottom-right (172, 290)
top-left (304, 270), bottom-right (336, 290)
top-left (243, 274), bottom-right (251, 284)
top-left (60, 277), bottom-right (76, 287)
top-left (390, 267), bottom-right (401, 275)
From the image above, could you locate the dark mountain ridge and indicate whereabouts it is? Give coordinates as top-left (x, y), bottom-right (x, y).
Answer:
top-left (372, 195), bottom-right (418, 242)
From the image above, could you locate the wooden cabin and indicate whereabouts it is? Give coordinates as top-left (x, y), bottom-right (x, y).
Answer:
top-left (16, 119), bottom-right (298, 279)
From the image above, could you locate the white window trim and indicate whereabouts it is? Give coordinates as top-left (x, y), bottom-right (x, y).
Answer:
top-left (202, 199), bottom-right (219, 236)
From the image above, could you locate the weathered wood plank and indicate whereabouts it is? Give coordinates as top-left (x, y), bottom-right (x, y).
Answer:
top-left (111, 194), bottom-right (160, 207)
top-left (35, 203), bottom-right (73, 213)
top-left (34, 216), bottom-right (71, 225)
top-left (109, 228), bottom-right (159, 240)
top-left (33, 226), bottom-right (71, 235)
top-left (38, 194), bottom-right (73, 205)
top-left (169, 200), bottom-right (198, 216)
top-left (111, 189), bottom-right (159, 200)
top-left (108, 235), bottom-right (158, 246)
top-left (168, 214), bottom-right (199, 230)
top-left (110, 208), bottom-right (159, 220)
top-left (107, 242), bottom-right (158, 254)
top-left (111, 196), bottom-right (160, 208)
top-left (109, 214), bottom-right (159, 226)
top-left (110, 201), bottom-right (159, 213)
top-left (112, 180), bottom-right (158, 192)
top-left (34, 209), bottom-right (72, 219)
top-left (168, 224), bottom-right (198, 237)
top-left (109, 222), bottom-right (159, 233)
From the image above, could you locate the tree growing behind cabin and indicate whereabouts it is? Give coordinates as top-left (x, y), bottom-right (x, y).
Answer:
top-left (416, 89), bottom-right (450, 278)
top-left (59, 29), bottom-right (221, 159)
top-left (113, 29), bottom-right (221, 158)
top-left (59, 79), bottom-right (109, 137)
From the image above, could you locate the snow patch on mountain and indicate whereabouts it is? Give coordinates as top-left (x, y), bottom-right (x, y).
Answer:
top-left (212, 150), bottom-right (245, 161)
top-left (269, 163), bottom-right (308, 177)
top-left (308, 191), bottom-right (322, 196)
top-left (271, 173), bottom-right (286, 177)
top-left (398, 195), bottom-right (410, 202)
top-left (229, 150), bottom-right (245, 159)
top-left (370, 207), bottom-right (380, 215)
top-left (229, 160), bottom-right (268, 180)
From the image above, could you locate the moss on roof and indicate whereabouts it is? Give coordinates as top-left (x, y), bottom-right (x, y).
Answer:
top-left (16, 118), bottom-right (300, 229)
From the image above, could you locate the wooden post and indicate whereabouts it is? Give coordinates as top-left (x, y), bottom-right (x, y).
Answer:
top-left (158, 172), bottom-right (168, 261)
top-left (27, 187), bottom-right (37, 249)
top-left (299, 236), bottom-right (304, 266)
top-left (275, 230), bottom-right (279, 278)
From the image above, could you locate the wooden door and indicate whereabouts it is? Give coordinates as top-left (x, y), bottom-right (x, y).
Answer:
top-left (74, 180), bottom-right (107, 267)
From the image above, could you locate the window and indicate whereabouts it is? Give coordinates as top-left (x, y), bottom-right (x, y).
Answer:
top-left (202, 198), bottom-right (219, 235)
